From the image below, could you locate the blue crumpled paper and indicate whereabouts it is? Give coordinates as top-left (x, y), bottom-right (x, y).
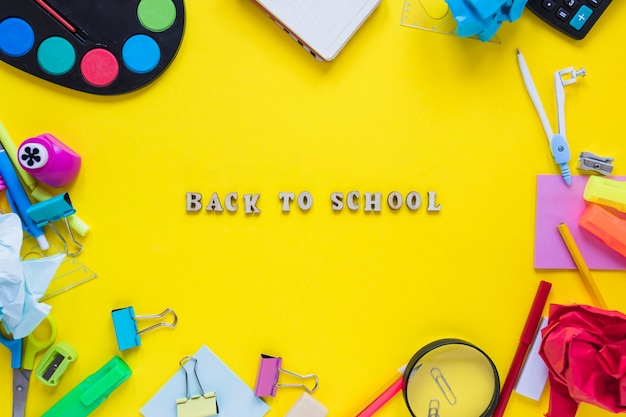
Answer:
top-left (0, 212), bottom-right (63, 338)
top-left (446, 0), bottom-right (528, 41)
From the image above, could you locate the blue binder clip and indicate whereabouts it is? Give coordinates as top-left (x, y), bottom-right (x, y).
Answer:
top-left (111, 306), bottom-right (178, 351)
top-left (26, 192), bottom-right (82, 256)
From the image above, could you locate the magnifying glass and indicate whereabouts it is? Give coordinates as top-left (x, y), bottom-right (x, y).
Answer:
top-left (402, 339), bottom-right (500, 417)
top-left (354, 339), bottom-right (500, 417)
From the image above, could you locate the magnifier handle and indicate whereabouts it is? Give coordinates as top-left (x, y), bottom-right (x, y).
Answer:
top-left (355, 374), bottom-right (403, 417)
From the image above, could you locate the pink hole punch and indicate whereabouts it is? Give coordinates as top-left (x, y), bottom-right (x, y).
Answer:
top-left (17, 133), bottom-right (81, 188)
top-left (254, 354), bottom-right (319, 398)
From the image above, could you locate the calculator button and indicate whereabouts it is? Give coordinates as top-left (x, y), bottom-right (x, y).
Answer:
top-left (588, 0), bottom-right (601, 7)
top-left (565, 0), bottom-right (578, 8)
top-left (557, 7), bottom-right (571, 20)
top-left (543, 0), bottom-right (556, 10)
top-left (569, 5), bottom-right (593, 30)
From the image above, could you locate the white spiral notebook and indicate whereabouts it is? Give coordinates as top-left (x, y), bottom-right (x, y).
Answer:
top-left (251, 0), bottom-right (381, 61)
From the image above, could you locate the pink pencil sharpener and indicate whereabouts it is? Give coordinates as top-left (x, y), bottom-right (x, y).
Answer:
top-left (17, 133), bottom-right (81, 188)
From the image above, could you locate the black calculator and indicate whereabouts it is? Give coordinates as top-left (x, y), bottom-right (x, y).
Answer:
top-left (526, 0), bottom-right (612, 40)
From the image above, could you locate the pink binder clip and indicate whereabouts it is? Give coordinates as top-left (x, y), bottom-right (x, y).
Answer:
top-left (254, 354), bottom-right (319, 397)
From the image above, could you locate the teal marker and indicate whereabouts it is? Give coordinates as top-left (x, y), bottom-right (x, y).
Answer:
top-left (41, 356), bottom-right (131, 417)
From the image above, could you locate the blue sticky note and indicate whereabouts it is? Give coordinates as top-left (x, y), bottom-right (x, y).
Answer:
top-left (140, 345), bottom-right (270, 417)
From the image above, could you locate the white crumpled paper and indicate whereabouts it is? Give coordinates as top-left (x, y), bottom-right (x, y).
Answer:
top-left (0, 212), bottom-right (64, 338)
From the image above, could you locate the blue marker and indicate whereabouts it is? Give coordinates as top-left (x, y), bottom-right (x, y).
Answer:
top-left (0, 140), bottom-right (49, 250)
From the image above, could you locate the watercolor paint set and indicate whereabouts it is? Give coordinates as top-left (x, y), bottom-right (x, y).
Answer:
top-left (0, 0), bottom-right (185, 95)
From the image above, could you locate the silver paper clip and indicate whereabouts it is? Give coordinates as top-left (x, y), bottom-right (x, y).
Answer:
top-left (431, 368), bottom-right (456, 405)
top-left (428, 399), bottom-right (440, 417)
top-left (176, 356), bottom-right (218, 417)
top-left (577, 152), bottom-right (614, 176)
top-left (25, 192), bottom-right (82, 256)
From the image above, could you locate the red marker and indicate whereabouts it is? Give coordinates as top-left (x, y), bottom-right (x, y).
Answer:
top-left (492, 280), bottom-right (552, 417)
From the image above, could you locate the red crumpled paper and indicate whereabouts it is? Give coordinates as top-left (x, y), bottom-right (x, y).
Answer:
top-left (539, 304), bottom-right (626, 417)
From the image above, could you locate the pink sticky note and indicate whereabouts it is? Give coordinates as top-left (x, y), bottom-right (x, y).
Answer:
top-left (534, 175), bottom-right (626, 270)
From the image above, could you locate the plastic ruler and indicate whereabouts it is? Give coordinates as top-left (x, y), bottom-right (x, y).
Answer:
top-left (400, 0), bottom-right (501, 43)
top-left (21, 234), bottom-right (97, 301)
top-left (400, 0), bottom-right (457, 34)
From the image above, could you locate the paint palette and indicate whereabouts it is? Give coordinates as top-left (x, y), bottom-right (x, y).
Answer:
top-left (0, 0), bottom-right (185, 95)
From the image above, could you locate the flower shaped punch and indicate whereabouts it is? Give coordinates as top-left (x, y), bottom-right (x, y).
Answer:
top-left (19, 143), bottom-right (48, 169)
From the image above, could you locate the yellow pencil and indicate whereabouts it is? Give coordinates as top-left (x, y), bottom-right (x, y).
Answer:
top-left (557, 222), bottom-right (608, 309)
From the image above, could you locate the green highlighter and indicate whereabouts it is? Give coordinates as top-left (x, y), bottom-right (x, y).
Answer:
top-left (42, 356), bottom-right (132, 417)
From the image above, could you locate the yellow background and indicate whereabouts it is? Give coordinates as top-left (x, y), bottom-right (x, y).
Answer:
top-left (1, 1), bottom-right (625, 416)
